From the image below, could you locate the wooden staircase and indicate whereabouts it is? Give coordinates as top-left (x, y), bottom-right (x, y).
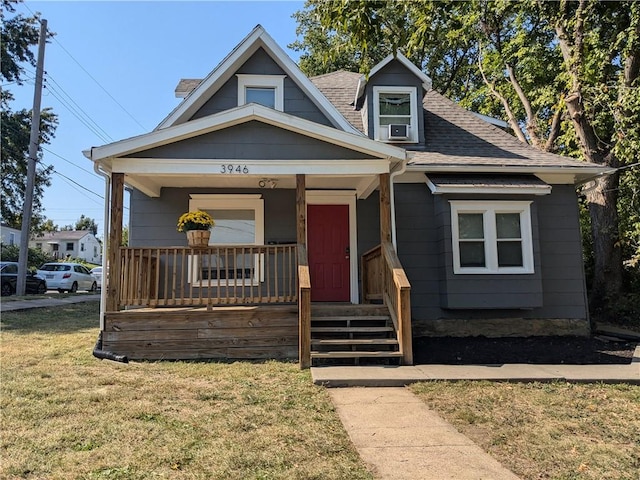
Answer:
top-left (310, 304), bottom-right (402, 366)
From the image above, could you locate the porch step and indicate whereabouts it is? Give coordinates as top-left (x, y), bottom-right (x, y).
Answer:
top-left (311, 315), bottom-right (390, 322)
top-left (311, 326), bottom-right (394, 334)
top-left (311, 351), bottom-right (403, 359)
top-left (312, 339), bottom-right (398, 346)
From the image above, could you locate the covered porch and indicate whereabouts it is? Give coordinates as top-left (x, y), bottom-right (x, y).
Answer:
top-left (102, 172), bottom-right (412, 367)
top-left (87, 107), bottom-right (413, 367)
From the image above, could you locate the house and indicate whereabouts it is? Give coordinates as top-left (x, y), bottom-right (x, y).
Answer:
top-left (84, 26), bottom-right (606, 366)
top-left (0, 224), bottom-right (21, 246)
top-left (30, 231), bottom-right (102, 264)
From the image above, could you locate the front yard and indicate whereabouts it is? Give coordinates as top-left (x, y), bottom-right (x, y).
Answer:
top-left (0, 302), bottom-right (371, 480)
top-left (2, 301), bottom-right (638, 480)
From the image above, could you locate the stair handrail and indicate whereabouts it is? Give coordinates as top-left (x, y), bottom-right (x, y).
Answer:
top-left (297, 244), bottom-right (312, 368)
top-left (381, 241), bottom-right (413, 365)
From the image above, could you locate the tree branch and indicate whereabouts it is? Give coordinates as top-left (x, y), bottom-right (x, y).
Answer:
top-left (544, 103), bottom-right (564, 152)
top-left (505, 63), bottom-right (544, 149)
top-left (478, 50), bottom-right (528, 143)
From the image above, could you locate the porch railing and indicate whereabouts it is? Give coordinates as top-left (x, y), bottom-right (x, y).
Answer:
top-left (361, 242), bottom-right (413, 365)
top-left (118, 244), bottom-right (298, 308)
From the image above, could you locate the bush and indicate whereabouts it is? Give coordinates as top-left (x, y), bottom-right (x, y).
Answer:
top-left (0, 244), bottom-right (56, 270)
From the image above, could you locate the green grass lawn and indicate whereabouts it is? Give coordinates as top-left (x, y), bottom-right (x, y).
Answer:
top-left (411, 381), bottom-right (640, 480)
top-left (0, 302), bottom-right (372, 480)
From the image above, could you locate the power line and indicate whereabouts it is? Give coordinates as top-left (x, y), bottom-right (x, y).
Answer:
top-left (44, 73), bottom-right (114, 143)
top-left (42, 147), bottom-right (102, 179)
top-left (20, 2), bottom-right (147, 132)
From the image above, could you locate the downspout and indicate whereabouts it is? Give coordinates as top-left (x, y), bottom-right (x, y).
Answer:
top-left (93, 158), bottom-right (111, 331)
top-left (389, 154), bottom-right (410, 250)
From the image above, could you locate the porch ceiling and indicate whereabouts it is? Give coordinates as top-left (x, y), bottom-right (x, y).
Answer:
top-left (125, 172), bottom-right (381, 199)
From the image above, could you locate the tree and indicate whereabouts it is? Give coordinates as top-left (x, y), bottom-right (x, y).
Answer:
top-left (0, 0), bottom-right (57, 230)
top-left (74, 215), bottom-right (98, 235)
top-left (293, 0), bottom-right (640, 317)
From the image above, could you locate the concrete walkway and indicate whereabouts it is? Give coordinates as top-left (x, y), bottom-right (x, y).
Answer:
top-left (0, 294), bottom-right (101, 312)
top-left (313, 351), bottom-right (640, 387)
top-left (331, 387), bottom-right (521, 479)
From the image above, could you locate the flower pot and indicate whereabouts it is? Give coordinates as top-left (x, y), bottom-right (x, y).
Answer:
top-left (186, 230), bottom-right (211, 248)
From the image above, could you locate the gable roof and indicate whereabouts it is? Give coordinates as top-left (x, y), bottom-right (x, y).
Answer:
top-left (32, 231), bottom-right (94, 242)
top-left (355, 52), bottom-right (433, 102)
top-left (156, 25), bottom-right (361, 135)
top-left (87, 103), bottom-right (406, 163)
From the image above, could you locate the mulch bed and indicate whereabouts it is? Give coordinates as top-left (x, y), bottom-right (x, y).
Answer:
top-left (413, 335), bottom-right (638, 365)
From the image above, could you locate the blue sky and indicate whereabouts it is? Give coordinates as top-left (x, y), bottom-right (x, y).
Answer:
top-left (9, 1), bottom-right (305, 238)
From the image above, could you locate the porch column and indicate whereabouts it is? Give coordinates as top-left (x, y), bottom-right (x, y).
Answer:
top-left (106, 173), bottom-right (124, 312)
top-left (379, 173), bottom-right (392, 244)
top-left (296, 174), bottom-right (311, 368)
top-left (296, 174), bottom-right (306, 246)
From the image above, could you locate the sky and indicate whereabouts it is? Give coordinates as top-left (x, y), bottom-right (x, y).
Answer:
top-left (8, 0), bottom-right (305, 238)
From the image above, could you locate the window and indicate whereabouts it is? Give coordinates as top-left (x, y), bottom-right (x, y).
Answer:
top-left (450, 201), bottom-right (534, 274)
top-left (372, 86), bottom-right (418, 143)
top-left (80, 243), bottom-right (85, 252)
top-left (66, 242), bottom-right (74, 251)
top-left (187, 194), bottom-right (264, 285)
top-left (9, 233), bottom-right (15, 245)
top-left (237, 75), bottom-right (285, 111)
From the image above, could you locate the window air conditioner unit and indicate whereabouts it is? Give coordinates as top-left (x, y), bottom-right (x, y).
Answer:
top-left (388, 124), bottom-right (410, 140)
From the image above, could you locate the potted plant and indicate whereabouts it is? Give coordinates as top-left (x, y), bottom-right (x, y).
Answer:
top-left (177, 211), bottom-right (215, 247)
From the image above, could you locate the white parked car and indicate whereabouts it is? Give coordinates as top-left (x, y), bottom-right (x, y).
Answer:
top-left (90, 266), bottom-right (103, 289)
top-left (37, 263), bottom-right (98, 293)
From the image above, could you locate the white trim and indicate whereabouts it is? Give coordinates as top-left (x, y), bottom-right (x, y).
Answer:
top-left (187, 194), bottom-right (264, 286)
top-left (355, 51), bottom-right (432, 102)
top-left (306, 191), bottom-right (359, 304)
top-left (90, 103), bottom-right (406, 163)
top-left (450, 200), bottom-right (534, 275)
top-left (373, 86), bottom-right (419, 143)
top-left (425, 176), bottom-right (552, 196)
top-left (237, 74), bottom-right (285, 111)
top-left (156, 25), bottom-right (361, 134)
top-left (113, 158), bottom-right (391, 176)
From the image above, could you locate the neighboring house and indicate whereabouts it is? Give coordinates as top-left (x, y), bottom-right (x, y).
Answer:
top-left (30, 231), bottom-right (101, 264)
top-left (0, 224), bottom-right (21, 246)
top-left (84, 26), bottom-right (606, 365)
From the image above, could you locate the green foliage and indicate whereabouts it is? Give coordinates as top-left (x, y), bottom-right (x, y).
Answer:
top-left (0, 0), bottom-right (57, 231)
top-left (0, 243), bottom-right (55, 269)
top-left (74, 215), bottom-right (98, 235)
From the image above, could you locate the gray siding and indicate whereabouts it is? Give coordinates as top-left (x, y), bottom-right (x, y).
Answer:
top-left (191, 47), bottom-right (333, 127)
top-left (363, 60), bottom-right (426, 145)
top-left (130, 187), bottom-right (297, 247)
top-left (394, 183), bottom-right (588, 324)
top-left (126, 121), bottom-right (377, 160)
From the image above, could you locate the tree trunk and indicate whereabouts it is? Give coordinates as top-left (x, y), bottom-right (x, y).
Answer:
top-left (584, 171), bottom-right (623, 314)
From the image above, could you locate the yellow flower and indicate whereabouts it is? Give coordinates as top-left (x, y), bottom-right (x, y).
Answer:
top-left (177, 211), bottom-right (215, 232)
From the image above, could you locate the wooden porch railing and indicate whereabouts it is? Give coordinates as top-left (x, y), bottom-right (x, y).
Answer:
top-left (118, 245), bottom-right (298, 308)
top-left (361, 242), bottom-right (413, 365)
top-left (297, 244), bottom-right (311, 369)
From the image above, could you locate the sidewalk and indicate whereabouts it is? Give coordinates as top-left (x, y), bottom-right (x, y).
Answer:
top-left (330, 387), bottom-right (521, 480)
top-left (0, 294), bottom-right (101, 312)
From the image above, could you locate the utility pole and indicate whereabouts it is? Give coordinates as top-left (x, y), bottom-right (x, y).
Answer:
top-left (17, 19), bottom-right (47, 296)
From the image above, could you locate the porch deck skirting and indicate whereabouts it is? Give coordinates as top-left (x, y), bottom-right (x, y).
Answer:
top-left (103, 305), bottom-right (299, 360)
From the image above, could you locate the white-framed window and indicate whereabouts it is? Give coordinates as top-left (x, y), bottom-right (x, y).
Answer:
top-left (9, 232), bottom-right (15, 245)
top-left (237, 75), bottom-right (285, 111)
top-left (187, 194), bottom-right (264, 286)
top-left (450, 201), bottom-right (534, 274)
top-left (372, 86), bottom-right (419, 143)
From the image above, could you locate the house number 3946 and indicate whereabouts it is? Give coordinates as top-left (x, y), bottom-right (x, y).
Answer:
top-left (221, 164), bottom-right (249, 174)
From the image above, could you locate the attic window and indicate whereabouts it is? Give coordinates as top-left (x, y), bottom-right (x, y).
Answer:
top-left (237, 74), bottom-right (285, 111)
top-left (373, 86), bottom-right (418, 143)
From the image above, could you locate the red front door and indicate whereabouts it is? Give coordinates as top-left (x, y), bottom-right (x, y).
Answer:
top-left (307, 204), bottom-right (350, 302)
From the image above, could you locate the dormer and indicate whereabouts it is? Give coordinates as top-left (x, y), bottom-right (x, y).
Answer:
top-left (354, 53), bottom-right (432, 146)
